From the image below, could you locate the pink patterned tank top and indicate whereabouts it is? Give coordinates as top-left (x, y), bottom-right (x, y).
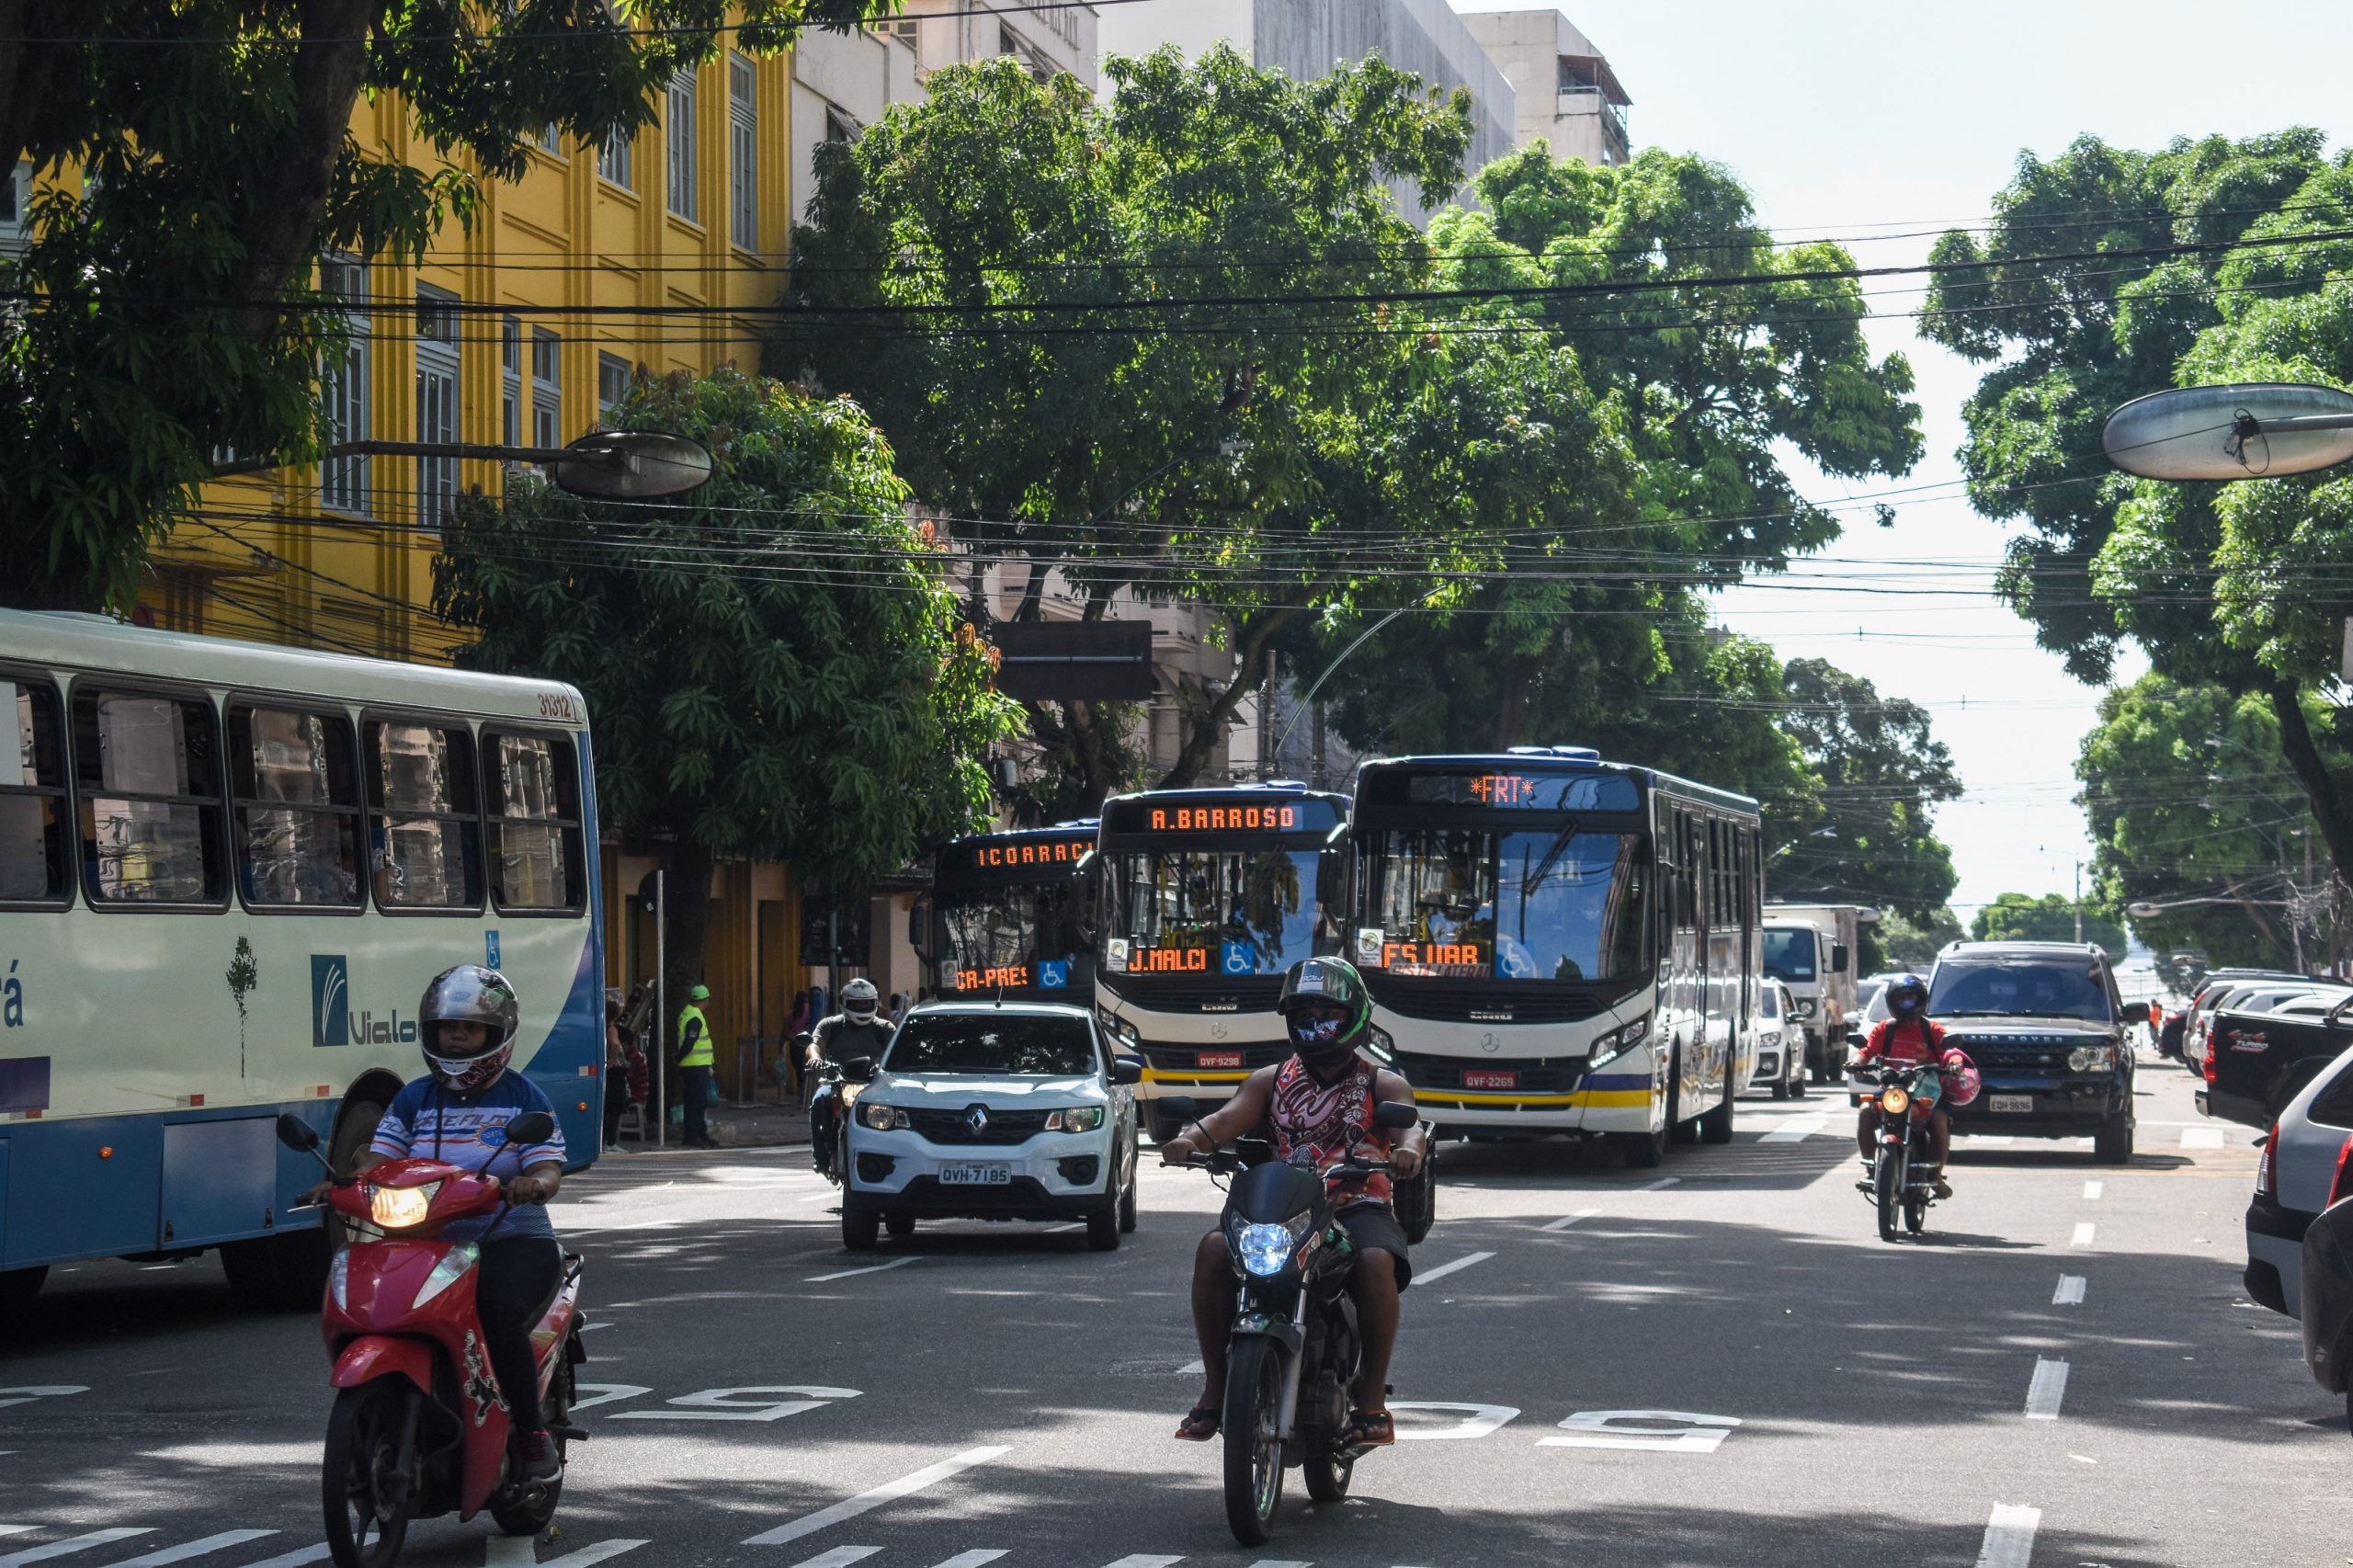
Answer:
top-left (1269, 1056), bottom-right (1392, 1207)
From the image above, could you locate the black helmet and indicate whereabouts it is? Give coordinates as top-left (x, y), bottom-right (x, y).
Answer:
top-left (1277, 957), bottom-right (1372, 1068)
top-left (419, 964), bottom-right (520, 1092)
top-left (1886, 972), bottom-right (1929, 1019)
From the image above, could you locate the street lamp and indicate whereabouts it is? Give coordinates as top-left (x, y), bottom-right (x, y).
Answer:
top-left (2103, 382), bottom-right (2353, 481)
top-left (2126, 893), bottom-right (2289, 919)
top-left (212, 429), bottom-right (715, 501)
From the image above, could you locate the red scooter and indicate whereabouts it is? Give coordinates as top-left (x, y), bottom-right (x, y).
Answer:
top-left (275, 1111), bottom-right (587, 1568)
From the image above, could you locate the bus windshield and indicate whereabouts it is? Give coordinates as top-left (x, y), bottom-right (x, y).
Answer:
top-left (1106, 847), bottom-right (1326, 977)
top-left (1763, 929), bottom-right (1817, 983)
top-left (1363, 828), bottom-right (1646, 982)
top-left (938, 881), bottom-right (1086, 993)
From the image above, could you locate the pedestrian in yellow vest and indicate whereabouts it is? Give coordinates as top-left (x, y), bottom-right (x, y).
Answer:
top-left (676, 983), bottom-right (719, 1149)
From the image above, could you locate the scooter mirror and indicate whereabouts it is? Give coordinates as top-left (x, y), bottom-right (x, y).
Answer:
top-left (506, 1111), bottom-right (557, 1146)
top-left (275, 1112), bottom-right (323, 1153)
top-left (1372, 1100), bottom-right (1420, 1131)
top-left (843, 1056), bottom-right (876, 1083)
top-left (1160, 1095), bottom-right (1199, 1125)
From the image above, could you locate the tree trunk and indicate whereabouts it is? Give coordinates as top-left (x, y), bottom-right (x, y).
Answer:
top-left (659, 836), bottom-right (719, 1063)
top-left (1494, 658), bottom-right (1532, 751)
top-left (1158, 608), bottom-right (1306, 789)
top-left (2268, 683), bottom-right (2353, 892)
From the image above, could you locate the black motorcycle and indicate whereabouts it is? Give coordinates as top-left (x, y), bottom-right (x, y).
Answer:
top-left (1856, 1060), bottom-right (1946, 1241)
top-left (1162, 1094), bottom-right (1420, 1546)
top-left (802, 1042), bottom-right (871, 1187)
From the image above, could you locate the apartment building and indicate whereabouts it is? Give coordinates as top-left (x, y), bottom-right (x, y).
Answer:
top-left (1457, 8), bottom-right (1632, 168)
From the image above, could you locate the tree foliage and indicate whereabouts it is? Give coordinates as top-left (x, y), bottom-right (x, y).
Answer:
top-left (0, 0), bottom-right (892, 612)
top-left (1969, 892), bottom-right (2128, 961)
top-left (1768, 659), bottom-right (1961, 918)
top-left (1869, 907), bottom-right (1963, 974)
top-left (434, 369), bottom-right (1018, 1029)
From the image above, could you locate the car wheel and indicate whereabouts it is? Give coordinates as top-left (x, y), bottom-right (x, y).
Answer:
top-left (1769, 1071), bottom-right (1790, 1101)
top-left (2093, 1111), bottom-right (2133, 1165)
top-left (1087, 1172), bottom-right (1123, 1253)
top-left (1789, 1053), bottom-right (1809, 1100)
top-left (842, 1203), bottom-right (881, 1252)
top-left (884, 1213), bottom-right (915, 1240)
top-left (1119, 1131), bottom-right (1140, 1233)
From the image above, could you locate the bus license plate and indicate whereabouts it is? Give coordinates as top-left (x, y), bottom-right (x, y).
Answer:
top-left (1464, 1070), bottom-right (1518, 1090)
top-left (1198, 1051), bottom-right (1244, 1069)
top-left (940, 1164), bottom-right (1012, 1186)
top-left (1990, 1095), bottom-right (2033, 1114)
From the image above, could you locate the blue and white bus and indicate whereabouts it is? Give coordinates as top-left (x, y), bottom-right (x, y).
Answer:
top-left (918, 821), bottom-right (1097, 1003)
top-left (1347, 747), bottom-right (1761, 1166)
top-left (0, 611), bottom-right (603, 1312)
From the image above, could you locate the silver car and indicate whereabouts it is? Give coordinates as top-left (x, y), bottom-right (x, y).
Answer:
top-left (2245, 1039), bottom-right (2353, 1319)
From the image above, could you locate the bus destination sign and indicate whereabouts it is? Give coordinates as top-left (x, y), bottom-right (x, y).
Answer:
top-left (945, 835), bottom-right (1092, 878)
top-left (1103, 795), bottom-right (1342, 836)
top-left (1400, 773), bottom-right (1641, 812)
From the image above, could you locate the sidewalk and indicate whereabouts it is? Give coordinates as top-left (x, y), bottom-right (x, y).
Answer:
top-left (609, 1096), bottom-right (813, 1151)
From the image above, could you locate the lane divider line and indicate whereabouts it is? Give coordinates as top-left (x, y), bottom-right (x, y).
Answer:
top-left (806, 1257), bottom-right (919, 1285)
top-left (1975, 1503), bottom-right (2040, 1568)
top-left (1760, 1116), bottom-right (1826, 1144)
top-left (1244, 1561), bottom-right (1313, 1568)
top-left (1042, 1222), bottom-right (1086, 1234)
top-left (1100, 1557), bottom-right (1185, 1568)
top-left (544, 1543), bottom-right (652, 1568)
top-left (2053, 1275), bottom-right (2086, 1306)
top-left (2082, 1181), bottom-right (2102, 1200)
top-left (929, 1553), bottom-right (1009, 1568)
top-left (1415, 1251), bottom-right (1497, 1286)
top-left (2025, 1358), bottom-right (2069, 1420)
top-left (1541, 1209), bottom-right (1600, 1233)
top-left (783, 1551), bottom-right (880, 1568)
top-left (108, 1533), bottom-right (277, 1568)
top-left (0, 1530), bottom-right (153, 1568)
top-left (743, 1446), bottom-right (1013, 1546)
top-left (2070, 1222), bottom-right (2096, 1248)
top-left (1640, 1177), bottom-right (1680, 1191)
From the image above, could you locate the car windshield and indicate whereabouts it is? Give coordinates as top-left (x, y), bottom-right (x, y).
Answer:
top-left (1763, 929), bottom-right (1815, 983)
top-left (1928, 960), bottom-right (2113, 1022)
top-left (938, 880), bottom-right (1086, 994)
top-left (1362, 828), bottom-right (1646, 981)
top-left (882, 1013), bottom-right (1097, 1076)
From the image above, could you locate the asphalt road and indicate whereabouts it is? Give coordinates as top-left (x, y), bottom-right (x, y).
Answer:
top-left (3, 1051), bottom-right (2338, 1568)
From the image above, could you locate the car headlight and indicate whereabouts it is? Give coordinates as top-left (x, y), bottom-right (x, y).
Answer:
top-left (2068, 1045), bottom-right (2116, 1074)
top-left (1586, 1014), bottom-right (1653, 1071)
top-left (858, 1101), bottom-right (910, 1131)
top-left (1233, 1214), bottom-right (1312, 1277)
top-left (413, 1243), bottom-right (478, 1309)
top-left (1045, 1106), bottom-right (1104, 1132)
top-left (1760, 1030), bottom-right (1780, 1047)
top-left (1880, 1086), bottom-right (1910, 1117)
top-left (328, 1247), bottom-right (350, 1311)
top-left (368, 1181), bottom-right (440, 1231)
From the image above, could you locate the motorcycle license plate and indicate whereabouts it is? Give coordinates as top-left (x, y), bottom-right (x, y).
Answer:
top-left (1198, 1051), bottom-right (1244, 1069)
top-left (939, 1164), bottom-right (1012, 1186)
top-left (1990, 1095), bottom-right (2033, 1114)
top-left (1464, 1069), bottom-right (1518, 1090)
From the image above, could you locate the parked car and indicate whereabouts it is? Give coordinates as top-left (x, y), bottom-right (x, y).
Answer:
top-left (1926, 940), bottom-right (2135, 1162)
top-left (2245, 1039), bottom-right (2353, 1322)
top-left (2201, 987), bottom-right (2353, 1130)
top-left (2187, 971), bottom-right (2313, 1074)
top-left (1751, 980), bottom-right (1807, 1099)
top-left (837, 1002), bottom-right (1143, 1252)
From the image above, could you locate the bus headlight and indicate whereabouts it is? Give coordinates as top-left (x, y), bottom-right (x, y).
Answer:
top-left (1364, 1025), bottom-right (1398, 1064)
top-left (1586, 1015), bottom-right (1652, 1071)
top-left (1880, 1086), bottom-right (1910, 1117)
top-left (858, 1101), bottom-right (910, 1131)
top-left (2067, 1045), bottom-right (2115, 1074)
top-left (1046, 1106), bottom-right (1104, 1133)
top-left (368, 1182), bottom-right (439, 1231)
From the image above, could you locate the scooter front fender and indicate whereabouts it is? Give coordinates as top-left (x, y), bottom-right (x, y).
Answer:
top-left (332, 1335), bottom-right (435, 1393)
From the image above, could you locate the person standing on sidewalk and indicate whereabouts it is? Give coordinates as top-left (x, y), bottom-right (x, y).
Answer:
top-left (676, 983), bottom-right (720, 1150)
top-left (603, 991), bottom-right (633, 1152)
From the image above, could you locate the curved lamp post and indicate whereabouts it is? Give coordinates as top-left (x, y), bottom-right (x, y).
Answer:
top-left (212, 428), bottom-right (715, 501)
top-left (2104, 382), bottom-right (2353, 482)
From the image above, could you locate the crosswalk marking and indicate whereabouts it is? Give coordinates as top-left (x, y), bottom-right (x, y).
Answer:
top-left (929, 1553), bottom-right (1007, 1568)
top-left (545, 1541), bottom-right (650, 1568)
top-left (2053, 1275), bottom-right (2086, 1305)
top-left (1245, 1559), bottom-right (1313, 1567)
top-left (2025, 1358), bottom-right (2069, 1420)
top-left (1099, 1557), bottom-right (1184, 1568)
top-left (1976, 1503), bottom-right (2040, 1568)
top-left (108, 1533), bottom-right (277, 1568)
top-left (239, 1544), bottom-right (332, 1568)
top-left (486, 1537), bottom-right (538, 1566)
top-left (1540, 1208), bottom-right (1599, 1233)
top-left (1759, 1116), bottom-right (1825, 1143)
top-left (2071, 1222), bottom-right (2096, 1247)
top-left (2181, 1127), bottom-right (2225, 1150)
top-left (2083, 1180), bottom-right (2103, 1200)
top-left (0, 1530), bottom-right (153, 1568)
top-left (783, 1551), bottom-right (879, 1568)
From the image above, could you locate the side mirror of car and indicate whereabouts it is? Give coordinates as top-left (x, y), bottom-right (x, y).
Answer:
top-left (1111, 1057), bottom-right (1143, 1086)
top-left (506, 1111), bottom-right (557, 1147)
top-left (1373, 1099), bottom-right (1420, 1131)
top-left (275, 1112), bottom-right (322, 1153)
top-left (843, 1057), bottom-right (876, 1083)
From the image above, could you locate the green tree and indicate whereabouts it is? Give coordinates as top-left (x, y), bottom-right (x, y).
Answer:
top-left (0, 0), bottom-right (891, 613)
top-left (1768, 658), bottom-right (1961, 918)
top-left (434, 369), bottom-right (1019, 1038)
top-left (1921, 130), bottom-right (2353, 881)
top-left (1970, 892), bottom-right (2128, 961)
top-left (1870, 908), bottom-right (1964, 974)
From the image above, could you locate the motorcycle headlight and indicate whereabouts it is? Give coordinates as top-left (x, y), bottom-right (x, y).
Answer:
top-left (858, 1101), bottom-right (909, 1131)
top-left (328, 1247), bottom-right (350, 1311)
top-left (1235, 1216), bottom-right (1311, 1278)
top-left (1046, 1106), bottom-right (1104, 1133)
top-left (1880, 1086), bottom-right (1910, 1117)
top-left (413, 1244), bottom-right (478, 1310)
top-left (368, 1181), bottom-right (440, 1231)
top-left (2068, 1045), bottom-right (2116, 1074)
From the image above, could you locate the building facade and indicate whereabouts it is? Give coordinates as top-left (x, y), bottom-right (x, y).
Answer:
top-left (892, 0), bottom-right (1102, 90)
top-left (1457, 8), bottom-right (1631, 168)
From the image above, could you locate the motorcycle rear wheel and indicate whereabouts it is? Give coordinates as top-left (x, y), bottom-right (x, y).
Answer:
top-left (1222, 1336), bottom-right (1287, 1546)
top-left (322, 1380), bottom-right (412, 1568)
top-left (1873, 1149), bottom-right (1902, 1243)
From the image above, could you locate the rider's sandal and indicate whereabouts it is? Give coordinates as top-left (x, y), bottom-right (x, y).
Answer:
top-left (1175, 1406), bottom-right (1221, 1441)
top-left (1340, 1410), bottom-right (1396, 1448)
top-left (1931, 1174), bottom-right (1954, 1199)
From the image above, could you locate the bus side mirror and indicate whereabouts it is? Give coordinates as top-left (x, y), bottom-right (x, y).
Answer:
top-left (1074, 850), bottom-right (1102, 944)
top-left (1832, 943), bottom-right (1850, 974)
top-left (1317, 824), bottom-right (1352, 913)
top-left (908, 899), bottom-right (932, 961)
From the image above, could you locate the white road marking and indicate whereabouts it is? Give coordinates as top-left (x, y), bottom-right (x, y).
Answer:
top-left (1177, 1359), bottom-right (1205, 1376)
top-left (237, 1545), bottom-right (333, 1568)
top-left (1389, 1401), bottom-right (1520, 1440)
top-left (1244, 1561), bottom-right (1312, 1568)
top-left (2025, 1358), bottom-right (2069, 1419)
top-left (2053, 1276), bottom-right (2086, 1306)
top-left (2070, 1222), bottom-right (2097, 1247)
top-left (1975, 1503), bottom-right (2040, 1568)
top-left (782, 1552), bottom-right (879, 1568)
top-left (0, 1530), bottom-right (153, 1567)
top-left (743, 1447), bottom-right (1012, 1547)
top-left (0, 1387), bottom-right (87, 1412)
top-left (2182, 1127), bottom-right (2225, 1150)
top-left (1639, 1177), bottom-right (1680, 1191)
top-left (108, 1533), bottom-right (277, 1567)
top-left (806, 1257), bottom-right (919, 1284)
top-left (2082, 1181), bottom-right (2103, 1200)
top-left (1760, 1116), bottom-right (1825, 1143)
top-left (801, 1194), bottom-right (836, 1204)
top-left (1099, 1558), bottom-right (1185, 1568)
top-left (486, 1539), bottom-right (537, 1567)
top-left (1957, 1135), bottom-right (2013, 1146)
top-left (545, 1542), bottom-right (650, 1567)
top-left (580, 1322), bottom-right (617, 1333)
top-left (1540, 1409), bottom-right (1738, 1454)
top-left (1540, 1209), bottom-right (1599, 1233)
top-left (570, 1383), bottom-right (652, 1413)
top-left (929, 1554), bottom-right (1006, 1568)
top-left (1414, 1251), bottom-right (1496, 1286)
top-left (614, 1386), bottom-right (860, 1424)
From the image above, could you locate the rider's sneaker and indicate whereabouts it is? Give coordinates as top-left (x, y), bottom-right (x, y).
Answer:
top-left (513, 1429), bottom-right (563, 1483)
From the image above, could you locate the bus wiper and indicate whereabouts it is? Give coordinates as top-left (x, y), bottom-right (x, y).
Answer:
top-left (1523, 818), bottom-right (1584, 891)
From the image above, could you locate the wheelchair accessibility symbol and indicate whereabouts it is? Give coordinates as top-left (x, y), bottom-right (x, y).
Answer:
top-left (1221, 943), bottom-right (1255, 976)
top-left (1038, 960), bottom-right (1069, 990)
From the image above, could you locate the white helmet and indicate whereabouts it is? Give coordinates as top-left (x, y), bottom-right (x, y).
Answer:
top-left (841, 978), bottom-right (881, 1023)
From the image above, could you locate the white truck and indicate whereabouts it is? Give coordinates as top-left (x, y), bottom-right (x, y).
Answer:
top-left (1762, 903), bottom-right (1879, 1084)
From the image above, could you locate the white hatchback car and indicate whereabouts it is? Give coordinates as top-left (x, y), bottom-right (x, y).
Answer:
top-left (839, 1002), bottom-right (1143, 1253)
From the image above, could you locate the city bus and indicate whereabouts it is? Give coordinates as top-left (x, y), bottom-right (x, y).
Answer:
top-left (0, 610), bottom-right (603, 1313)
top-left (1347, 746), bottom-right (1761, 1166)
top-left (1090, 782), bottom-right (1351, 1142)
top-left (918, 820), bottom-right (1097, 1003)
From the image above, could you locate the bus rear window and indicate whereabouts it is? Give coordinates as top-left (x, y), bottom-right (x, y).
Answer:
top-left (0, 677), bottom-right (68, 904)
top-left (74, 688), bottom-right (226, 904)
top-left (369, 721), bottom-right (482, 908)
top-left (487, 732), bottom-right (583, 912)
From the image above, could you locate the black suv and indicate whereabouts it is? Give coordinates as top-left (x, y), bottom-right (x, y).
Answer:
top-left (1927, 941), bottom-right (2135, 1163)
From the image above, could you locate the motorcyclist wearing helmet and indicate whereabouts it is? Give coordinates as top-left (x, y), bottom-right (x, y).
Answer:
top-left (1160, 956), bottom-right (1426, 1449)
top-left (806, 978), bottom-right (894, 1176)
top-left (303, 966), bottom-right (568, 1483)
top-left (1853, 972), bottom-right (1956, 1199)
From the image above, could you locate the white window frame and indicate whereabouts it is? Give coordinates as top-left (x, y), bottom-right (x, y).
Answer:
top-left (501, 315), bottom-right (522, 449)
top-left (728, 54), bottom-right (757, 250)
top-left (665, 68), bottom-right (699, 222)
top-left (531, 329), bottom-right (562, 449)
top-left (597, 126), bottom-right (633, 191)
top-left (0, 161), bottom-right (29, 256)
top-left (320, 256), bottom-right (370, 517)
top-left (597, 352), bottom-right (631, 426)
top-left (415, 286), bottom-right (461, 533)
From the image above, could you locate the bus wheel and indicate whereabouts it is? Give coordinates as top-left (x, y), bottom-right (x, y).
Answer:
top-left (222, 1230), bottom-right (331, 1312)
top-left (1667, 1047), bottom-right (1699, 1146)
top-left (1699, 1064), bottom-right (1736, 1144)
top-left (0, 1265), bottom-right (47, 1316)
top-left (1614, 1127), bottom-right (1666, 1168)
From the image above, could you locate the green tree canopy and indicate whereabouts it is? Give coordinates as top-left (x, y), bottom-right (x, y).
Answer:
top-left (1869, 907), bottom-right (1964, 974)
top-left (434, 369), bottom-right (1018, 1030)
top-left (0, 0), bottom-right (892, 612)
top-left (1768, 658), bottom-right (1961, 919)
top-left (1969, 892), bottom-right (2128, 961)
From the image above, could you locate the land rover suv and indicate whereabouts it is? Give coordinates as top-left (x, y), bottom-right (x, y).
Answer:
top-left (1925, 940), bottom-right (2135, 1163)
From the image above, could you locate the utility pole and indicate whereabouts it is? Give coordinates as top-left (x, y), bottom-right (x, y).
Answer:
top-left (2074, 860), bottom-right (2083, 944)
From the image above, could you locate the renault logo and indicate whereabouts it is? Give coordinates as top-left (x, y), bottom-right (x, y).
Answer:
top-left (964, 1104), bottom-right (991, 1135)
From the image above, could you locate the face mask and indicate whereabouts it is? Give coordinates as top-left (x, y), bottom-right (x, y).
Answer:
top-left (1290, 1010), bottom-right (1353, 1063)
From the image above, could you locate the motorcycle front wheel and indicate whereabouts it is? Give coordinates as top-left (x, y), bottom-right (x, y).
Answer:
top-left (1302, 1449), bottom-right (1353, 1504)
top-left (1222, 1336), bottom-right (1287, 1546)
top-left (323, 1380), bottom-right (413, 1568)
top-left (1873, 1148), bottom-right (1903, 1243)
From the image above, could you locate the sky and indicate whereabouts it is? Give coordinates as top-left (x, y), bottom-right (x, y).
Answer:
top-left (1447, 0), bottom-right (2353, 916)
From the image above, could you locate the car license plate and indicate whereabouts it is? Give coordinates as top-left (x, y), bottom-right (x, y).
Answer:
top-left (1990, 1095), bottom-right (2033, 1114)
top-left (1198, 1051), bottom-right (1244, 1069)
top-left (939, 1164), bottom-right (1012, 1186)
top-left (1464, 1069), bottom-right (1518, 1090)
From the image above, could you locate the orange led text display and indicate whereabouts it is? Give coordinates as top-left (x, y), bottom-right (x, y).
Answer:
top-left (1147, 805), bottom-right (1300, 833)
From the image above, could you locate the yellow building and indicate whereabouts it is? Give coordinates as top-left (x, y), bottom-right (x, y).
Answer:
top-left (133, 48), bottom-right (822, 1105)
